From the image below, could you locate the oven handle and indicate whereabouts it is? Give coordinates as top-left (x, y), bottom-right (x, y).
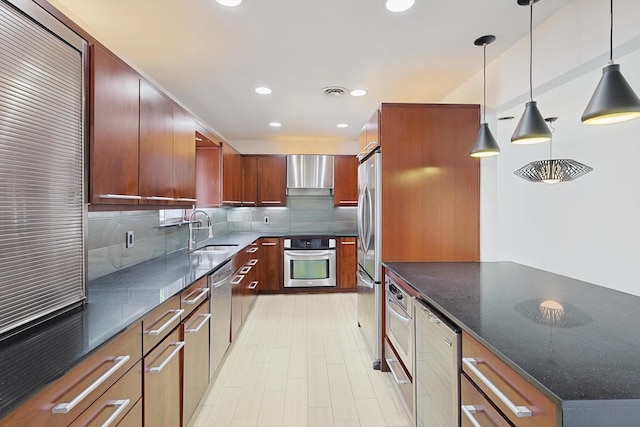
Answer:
top-left (284, 250), bottom-right (335, 257)
top-left (387, 298), bottom-right (411, 324)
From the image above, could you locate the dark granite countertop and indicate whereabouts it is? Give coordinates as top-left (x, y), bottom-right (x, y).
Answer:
top-left (0, 230), bottom-right (357, 419)
top-left (383, 261), bottom-right (640, 422)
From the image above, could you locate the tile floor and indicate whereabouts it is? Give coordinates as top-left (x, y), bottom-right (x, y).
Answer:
top-left (189, 293), bottom-right (412, 427)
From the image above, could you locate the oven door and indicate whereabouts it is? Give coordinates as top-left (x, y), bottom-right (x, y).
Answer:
top-left (386, 295), bottom-right (413, 376)
top-left (284, 250), bottom-right (336, 287)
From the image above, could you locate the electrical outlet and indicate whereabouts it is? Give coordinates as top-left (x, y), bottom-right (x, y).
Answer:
top-left (126, 231), bottom-right (134, 248)
top-left (264, 216), bottom-right (269, 224)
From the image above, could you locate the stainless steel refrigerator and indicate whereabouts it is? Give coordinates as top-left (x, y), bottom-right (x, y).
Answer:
top-left (357, 149), bottom-right (382, 370)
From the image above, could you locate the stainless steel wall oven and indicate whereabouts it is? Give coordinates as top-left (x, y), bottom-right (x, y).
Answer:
top-left (283, 237), bottom-right (336, 287)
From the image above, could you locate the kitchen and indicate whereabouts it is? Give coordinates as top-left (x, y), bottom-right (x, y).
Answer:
top-left (1, 0), bottom-right (640, 426)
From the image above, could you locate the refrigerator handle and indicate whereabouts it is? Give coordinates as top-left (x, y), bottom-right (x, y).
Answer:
top-left (364, 185), bottom-right (373, 252)
top-left (357, 268), bottom-right (375, 288)
top-left (357, 183), bottom-right (368, 251)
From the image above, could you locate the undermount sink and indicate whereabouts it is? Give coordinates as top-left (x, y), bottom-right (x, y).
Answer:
top-left (191, 244), bottom-right (238, 254)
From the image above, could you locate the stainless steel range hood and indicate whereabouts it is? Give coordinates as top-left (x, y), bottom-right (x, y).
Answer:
top-left (287, 155), bottom-right (334, 196)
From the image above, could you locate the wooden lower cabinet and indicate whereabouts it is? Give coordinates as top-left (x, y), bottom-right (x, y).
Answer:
top-left (337, 237), bottom-right (357, 290)
top-left (182, 301), bottom-right (211, 426)
top-left (257, 238), bottom-right (281, 292)
top-left (461, 373), bottom-right (511, 427)
top-left (143, 328), bottom-right (183, 427)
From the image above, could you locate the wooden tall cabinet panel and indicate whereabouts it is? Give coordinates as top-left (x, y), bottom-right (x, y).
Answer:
top-left (333, 155), bottom-right (358, 206)
top-left (380, 103), bottom-right (480, 262)
top-left (337, 237), bottom-right (357, 289)
top-left (89, 44), bottom-right (140, 205)
top-left (257, 238), bottom-right (281, 292)
top-left (139, 80), bottom-right (175, 204)
top-left (173, 104), bottom-right (196, 204)
top-left (241, 155), bottom-right (258, 206)
top-left (221, 142), bottom-right (242, 206)
top-left (256, 156), bottom-right (287, 206)
top-left (195, 132), bottom-right (221, 208)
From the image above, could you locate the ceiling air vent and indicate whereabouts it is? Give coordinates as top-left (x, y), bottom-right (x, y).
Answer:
top-left (322, 86), bottom-right (347, 97)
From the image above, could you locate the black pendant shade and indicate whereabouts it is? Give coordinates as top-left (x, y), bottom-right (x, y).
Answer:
top-left (470, 123), bottom-right (500, 157)
top-left (511, 101), bottom-right (552, 144)
top-left (582, 63), bottom-right (640, 125)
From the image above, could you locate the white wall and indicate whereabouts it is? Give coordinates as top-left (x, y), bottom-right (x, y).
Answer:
top-left (230, 138), bottom-right (359, 155)
top-left (443, 0), bottom-right (640, 296)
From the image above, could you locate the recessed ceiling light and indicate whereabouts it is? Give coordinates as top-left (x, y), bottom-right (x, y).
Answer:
top-left (337, 123), bottom-right (349, 128)
top-left (385, 0), bottom-right (415, 12)
top-left (350, 89), bottom-right (367, 97)
top-left (269, 122), bottom-right (282, 127)
top-left (216, 0), bottom-right (242, 6)
top-left (255, 86), bottom-right (272, 95)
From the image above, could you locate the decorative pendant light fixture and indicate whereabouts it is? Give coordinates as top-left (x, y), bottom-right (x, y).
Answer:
top-left (582, 0), bottom-right (640, 125)
top-left (470, 35), bottom-right (500, 158)
top-left (511, 0), bottom-right (552, 145)
top-left (514, 117), bottom-right (593, 183)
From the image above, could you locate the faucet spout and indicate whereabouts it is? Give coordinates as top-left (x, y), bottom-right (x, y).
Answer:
top-left (188, 210), bottom-right (213, 252)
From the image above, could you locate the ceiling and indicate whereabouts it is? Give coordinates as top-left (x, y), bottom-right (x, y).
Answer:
top-left (48, 0), bottom-right (571, 149)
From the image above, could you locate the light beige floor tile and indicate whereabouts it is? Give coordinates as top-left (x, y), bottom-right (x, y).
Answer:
top-left (366, 369), bottom-right (412, 426)
top-left (256, 390), bottom-right (286, 427)
top-left (231, 419), bottom-right (258, 427)
top-left (204, 387), bottom-right (243, 426)
top-left (327, 364), bottom-right (358, 421)
top-left (288, 339), bottom-right (308, 379)
top-left (307, 326), bottom-right (326, 358)
top-left (265, 347), bottom-right (291, 391)
top-left (307, 357), bottom-right (332, 408)
top-left (344, 351), bottom-right (375, 399)
top-left (233, 363), bottom-right (270, 418)
top-left (283, 378), bottom-right (309, 427)
top-left (334, 420), bottom-right (361, 427)
top-left (355, 398), bottom-right (388, 427)
top-left (223, 344), bottom-right (258, 388)
top-left (323, 330), bottom-right (345, 365)
top-left (308, 407), bottom-right (334, 427)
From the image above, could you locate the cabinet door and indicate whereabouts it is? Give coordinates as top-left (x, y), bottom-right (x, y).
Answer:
top-left (195, 144), bottom-right (221, 208)
top-left (461, 373), bottom-right (511, 427)
top-left (89, 44), bottom-right (140, 205)
top-left (221, 142), bottom-right (242, 206)
top-left (241, 155), bottom-right (258, 206)
top-left (258, 238), bottom-right (281, 291)
top-left (173, 104), bottom-right (196, 205)
top-left (337, 237), bottom-right (357, 289)
top-left (334, 156), bottom-right (358, 206)
top-left (143, 328), bottom-right (183, 427)
top-left (230, 272), bottom-right (244, 341)
top-left (182, 302), bottom-right (210, 426)
top-left (257, 156), bottom-right (287, 206)
top-left (139, 80), bottom-right (175, 204)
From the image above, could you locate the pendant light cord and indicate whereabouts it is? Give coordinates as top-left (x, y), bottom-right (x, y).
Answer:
top-left (483, 42), bottom-right (487, 123)
top-left (609, 0), bottom-right (614, 64)
top-left (529, 0), bottom-right (533, 101)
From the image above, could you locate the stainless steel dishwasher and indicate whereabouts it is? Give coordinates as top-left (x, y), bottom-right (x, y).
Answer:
top-left (209, 261), bottom-right (233, 380)
top-left (415, 298), bottom-right (461, 427)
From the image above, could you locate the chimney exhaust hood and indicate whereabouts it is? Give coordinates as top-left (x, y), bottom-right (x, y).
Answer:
top-left (287, 155), bottom-right (334, 196)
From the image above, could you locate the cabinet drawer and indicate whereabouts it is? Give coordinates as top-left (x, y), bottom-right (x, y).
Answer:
top-left (142, 295), bottom-right (181, 355)
top-left (462, 332), bottom-right (558, 427)
top-left (461, 372), bottom-right (511, 427)
top-left (113, 398), bottom-right (142, 427)
top-left (3, 326), bottom-right (141, 427)
top-left (69, 361), bottom-right (142, 427)
top-left (181, 276), bottom-right (209, 319)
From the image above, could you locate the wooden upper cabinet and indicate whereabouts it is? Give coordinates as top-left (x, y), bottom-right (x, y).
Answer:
top-left (89, 44), bottom-right (140, 205)
top-left (241, 155), bottom-right (258, 206)
top-left (195, 132), bottom-right (221, 208)
top-left (221, 142), bottom-right (242, 206)
top-left (256, 156), bottom-right (286, 206)
top-left (172, 104), bottom-right (196, 205)
top-left (333, 155), bottom-right (358, 206)
top-left (139, 80), bottom-right (174, 205)
top-left (358, 109), bottom-right (379, 155)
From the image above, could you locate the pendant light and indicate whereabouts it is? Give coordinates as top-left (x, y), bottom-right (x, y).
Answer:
top-left (514, 117), bottom-right (593, 183)
top-left (470, 35), bottom-right (500, 158)
top-left (582, 0), bottom-right (640, 125)
top-left (511, 0), bottom-right (552, 145)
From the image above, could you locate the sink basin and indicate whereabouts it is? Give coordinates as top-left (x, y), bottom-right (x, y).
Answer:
top-left (191, 244), bottom-right (238, 254)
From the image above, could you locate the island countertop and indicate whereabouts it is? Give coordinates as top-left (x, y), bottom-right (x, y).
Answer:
top-left (383, 261), bottom-right (640, 425)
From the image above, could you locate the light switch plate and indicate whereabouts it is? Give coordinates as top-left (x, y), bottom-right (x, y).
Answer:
top-left (126, 230), bottom-right (134, 248)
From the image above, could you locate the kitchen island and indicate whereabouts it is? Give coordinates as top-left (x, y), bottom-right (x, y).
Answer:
top-left (383, 261), bottom-right (640, 427)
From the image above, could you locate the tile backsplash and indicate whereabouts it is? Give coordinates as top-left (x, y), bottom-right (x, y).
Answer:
top-left (87, 196), bottom-right (356, 280)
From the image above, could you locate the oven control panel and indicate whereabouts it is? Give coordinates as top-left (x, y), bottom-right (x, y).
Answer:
top-left (284, 238), bottom-right (336, 250)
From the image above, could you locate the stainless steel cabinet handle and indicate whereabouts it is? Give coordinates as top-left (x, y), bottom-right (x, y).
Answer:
top-left (385, 358), bottom-right (410, 385)
top-left (230, 275), bottom-right (244, 285)
top-left (101, 399), bottom-right (131, 427)
top-left (428, 312), bottom-right (441, 324)
top-left (145, 196), bottom-right (175, 201)
top-left (148, 341), bottom-right (185, 373)
top-left (248, 281), bottom-right (258, 290)
top-left (185, 314), bottom-right (211, 334)
top-left (222, 200), bottom-right (242, 204)
top-left (341, 241), bottom-right (356, 245)
top-left (99, 194), bottom-right (142, 200)
top-left (239, 266), bottom-right (252, 274)
top-left (261, 242), bottom-right (277, 246)
top-left (146, 309), bottom-right (185, 336)
top-left (462, 358), bottom-right (532, 417)
top-left (51, 355), bottom-right (130, 414)
top-left (261, 201), bottom-right (282, 204)
top-left (242, 201), bottom-right (256, 205)
top-left (461, 405), bottom-right (482, 427)
top-left (247, 259), bottom-right (258, 266)
top-left (183, 288), bottom-right (209, 305)
top-left (386, 298), bottom-right (411, 324)
top-left (338, 200), bottom-right (358, 204)
top-left (248, 247), bottom-right (259, 253)
top-left (175, 198), bottom-right (197, 202)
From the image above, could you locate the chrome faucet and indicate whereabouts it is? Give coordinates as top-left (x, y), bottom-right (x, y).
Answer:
top-left (188, 210), bottom-right (213, 252)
